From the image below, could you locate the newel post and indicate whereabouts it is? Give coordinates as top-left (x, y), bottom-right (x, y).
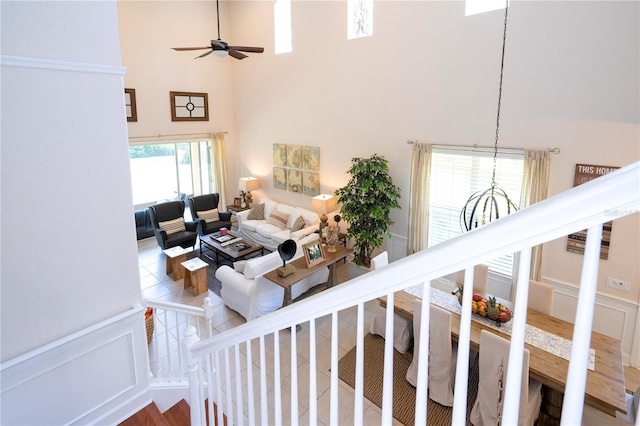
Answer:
top-left (202, 297), bottom-right (214, 339)
top-left (183, 326), bottom-right (202, 425)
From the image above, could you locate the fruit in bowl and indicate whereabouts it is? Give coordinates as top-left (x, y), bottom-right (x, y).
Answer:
top-left (452, 287), bottom-right (512, 326)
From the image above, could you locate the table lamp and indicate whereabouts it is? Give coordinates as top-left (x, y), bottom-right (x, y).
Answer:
top-left (239, 177), bottom-right (260, 207)
top-left (312, 194), bottom-right (337, 236)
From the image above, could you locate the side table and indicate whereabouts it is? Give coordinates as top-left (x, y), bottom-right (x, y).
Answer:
top-left (181, 257), bottom-right (209, 296)
top-left (164, 246), bottom-right (190, 280)
top-left (226, 205), bottom-right (249, 231)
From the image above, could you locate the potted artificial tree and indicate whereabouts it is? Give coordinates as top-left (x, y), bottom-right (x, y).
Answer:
top-left (335, 154), bottom-right (401, 275)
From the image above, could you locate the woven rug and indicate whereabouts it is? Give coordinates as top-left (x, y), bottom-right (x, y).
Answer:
top-left (337, 333), bottom-right (479, 426)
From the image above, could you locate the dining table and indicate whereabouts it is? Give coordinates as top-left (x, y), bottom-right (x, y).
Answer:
top-left (379, 287), bottom-right (628, 421)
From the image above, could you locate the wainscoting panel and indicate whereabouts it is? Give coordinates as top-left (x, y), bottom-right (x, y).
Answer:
top-left (0, 306), bottom-right (151, 425)
top-left (387, 233), bottom-right (407, 264)
top-left (549, 279), bottom-right (639, 366)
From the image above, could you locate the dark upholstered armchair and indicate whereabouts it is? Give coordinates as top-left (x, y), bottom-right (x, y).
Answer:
top-left (188, 193), bottom-right (233, 236)
top-left (134, 209), bottom-right (154, 240)
top-left (148, 200), bottom-right (199, 250)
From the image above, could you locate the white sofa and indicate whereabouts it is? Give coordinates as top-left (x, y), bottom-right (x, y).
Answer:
top-left (237, 197), bottom-right (320, 252)
top-left (215, 234), bottom-right (330, 321)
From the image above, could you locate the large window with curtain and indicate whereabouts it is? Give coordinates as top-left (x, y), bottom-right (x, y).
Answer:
top-left (427, 146), bottom-right (524, 277)
top-left (129, 139), bottom-right (213, 210)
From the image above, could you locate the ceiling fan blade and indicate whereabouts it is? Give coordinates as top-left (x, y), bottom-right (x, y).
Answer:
top-left (228, 46), bottom-right (264, 53)
top-left (195, 50), bottom-right (214, 59)
top-left (172, 47), bottom-right (211, 51)
top-left (228, 49), bottom-right (248, 60)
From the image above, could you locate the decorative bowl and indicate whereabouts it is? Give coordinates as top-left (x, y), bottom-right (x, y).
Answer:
top-left (452, 287), bottom-right (513, 326)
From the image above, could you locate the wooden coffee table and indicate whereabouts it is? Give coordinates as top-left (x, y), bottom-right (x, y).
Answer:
top-left (263, 245), bottom-right (351, 307)
top-left (200, 233), bottom-right (264, 266)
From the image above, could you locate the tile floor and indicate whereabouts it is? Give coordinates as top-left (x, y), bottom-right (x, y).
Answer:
top-left (138, 238), bottom-right (400, 425)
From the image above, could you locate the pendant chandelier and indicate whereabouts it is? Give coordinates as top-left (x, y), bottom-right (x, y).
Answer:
top-left (460, 0), bottom-right (518, 232)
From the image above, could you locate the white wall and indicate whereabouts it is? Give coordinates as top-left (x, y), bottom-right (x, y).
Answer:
top-left (1, 1), bottom-right (140, 361)
top-left (227, 0), bottom-right (640, 302)
top-left (117, 0), bottom-right (241, 188)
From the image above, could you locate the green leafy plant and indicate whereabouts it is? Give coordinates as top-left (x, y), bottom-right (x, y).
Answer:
top-left (335, 154), bottom-right (401, 268)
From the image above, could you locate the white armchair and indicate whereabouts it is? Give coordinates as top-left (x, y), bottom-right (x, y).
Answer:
top-left (216, 234), bottom-right (329, 321)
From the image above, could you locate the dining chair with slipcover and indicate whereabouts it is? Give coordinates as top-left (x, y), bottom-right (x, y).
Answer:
top-left (369, 252), bottom-right (414, 354)
top-left (405, 301), bottom-right (458, 406)
top-left (470, 329), bottom-right (542, 426)
top-left (455, 264), bottom-right (490, 295)
top-left (527, 279), bottom-right (554, 315)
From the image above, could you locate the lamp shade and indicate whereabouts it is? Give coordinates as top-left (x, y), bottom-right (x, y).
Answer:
top-left (213, 50), bottom-right (228, 58)
top-left (312, 194), bottom-right (337, 214)
top-left (239, 177), bottom-right (260, 193)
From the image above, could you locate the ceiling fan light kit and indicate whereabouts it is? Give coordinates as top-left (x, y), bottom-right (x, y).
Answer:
top-left (171, 0), bottom-right (264, 60)
top-left (213, 49), bottom-right (228, 58)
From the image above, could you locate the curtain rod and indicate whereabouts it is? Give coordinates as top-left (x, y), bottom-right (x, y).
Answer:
top-left (406, 140), bottom-right (560, 154)
top-left (129, 131), bottom-right (228, 140)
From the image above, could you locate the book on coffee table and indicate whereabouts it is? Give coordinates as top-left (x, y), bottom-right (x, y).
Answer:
top-left (230, 241), bottom-right (252, 251)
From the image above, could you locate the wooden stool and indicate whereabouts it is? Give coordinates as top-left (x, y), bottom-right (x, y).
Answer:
top-left (181, 257), bottom-right (209, 296)
top-left (164, 246), bottom-right (189, 280)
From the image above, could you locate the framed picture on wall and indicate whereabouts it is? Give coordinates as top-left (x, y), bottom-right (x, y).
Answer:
top-left (170, 91), bottom-right (209, 121)
top-left (124, 88), bottom-right (137, 122)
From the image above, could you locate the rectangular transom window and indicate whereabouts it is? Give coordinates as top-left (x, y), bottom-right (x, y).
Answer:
top-left (348, 0), bottom-right (373, 39)
top-left (274, 0), bottom-right (292, 54)
top-left (465, 0), bottom-right (507, 16)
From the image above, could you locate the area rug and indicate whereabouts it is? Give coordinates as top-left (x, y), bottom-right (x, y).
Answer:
top-left (337, 333), bottom-right (479, 426)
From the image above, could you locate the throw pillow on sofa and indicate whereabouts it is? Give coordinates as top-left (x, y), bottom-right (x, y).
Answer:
top-left (267, 210), bottom-right (290, 230)
top-left (233, 260), bottom-right (248, 273)
top-left (198, 208), bottom-right (220, 223)
top-left (291, 215), bottom-right (306, 232)
top-left (247, 203), bottom-right (265, 220)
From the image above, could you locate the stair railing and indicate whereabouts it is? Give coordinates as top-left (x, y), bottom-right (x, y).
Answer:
top-left (145, 297), bottom-right (214, 383)
top-left (183, 162), bottom-right (639, 426)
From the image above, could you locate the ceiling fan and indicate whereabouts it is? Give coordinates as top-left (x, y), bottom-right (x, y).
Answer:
top-left (172, 0), bottom-right (264, 60)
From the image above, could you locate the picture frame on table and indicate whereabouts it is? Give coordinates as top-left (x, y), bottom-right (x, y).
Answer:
top-left (303, 240), bottom-right (326, 268)
top-left (233, 197), bottom-right (242, 207)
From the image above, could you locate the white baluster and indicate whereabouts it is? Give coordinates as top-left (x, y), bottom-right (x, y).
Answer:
top-left (330, 312), bottom-right (339, 425)
top-left (183, 326), bottom-right (201, 425)
top-left (452, 267), bottom-right (473, 424)
top-left (414, 281), bottom-right (431, 426)
top-left (353, 302), bottom-right (365, 426)
top-left (561, 224), bottom-right (603, 425)
top-left (381, 291), bottom-right (394, 425)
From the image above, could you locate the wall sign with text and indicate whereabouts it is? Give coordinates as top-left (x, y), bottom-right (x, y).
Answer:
top-left (566, 163), bottom-right (620, 259)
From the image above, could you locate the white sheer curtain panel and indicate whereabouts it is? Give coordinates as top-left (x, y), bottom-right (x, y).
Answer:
top-left (520, 149), bottom-right (551, 280)
top-left (407, 143), bottom-right (432, 255)
top-left (210, 132), bottom-right (229, 210)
